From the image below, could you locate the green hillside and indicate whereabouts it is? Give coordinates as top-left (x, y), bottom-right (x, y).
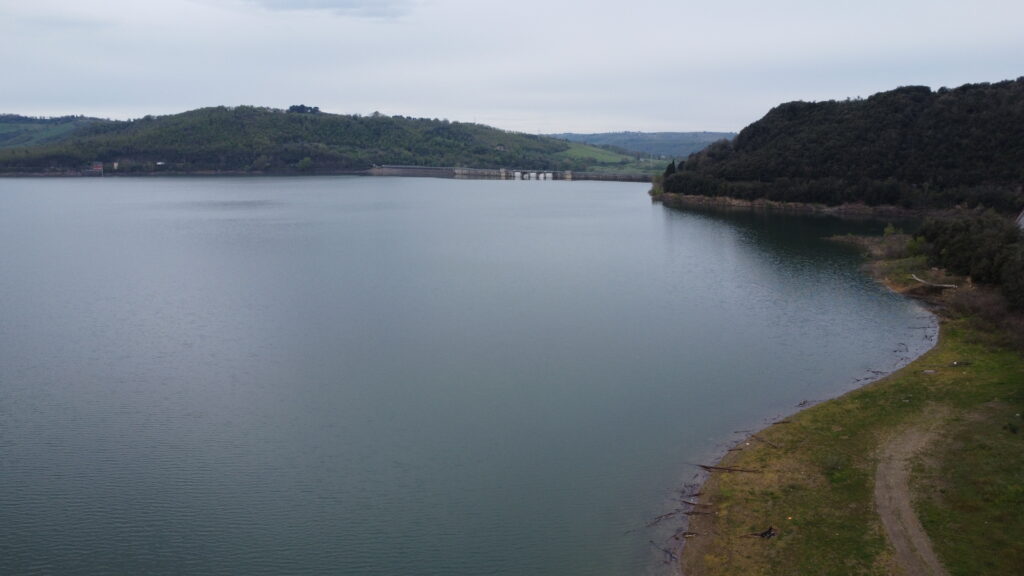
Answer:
top-left (0, 106), bottom-right (656, 175)
top-left (658, 79), bottom-right (1024, 213)
top-left (0, 115), bottom-right (109, 149)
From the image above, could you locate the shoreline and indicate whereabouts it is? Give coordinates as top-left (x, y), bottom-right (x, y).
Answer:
top-left (674, 320), bottom-right (939, 567)
top-left (0, 168), bottom-right (653, 183)
top-left (652, 192), bottom-right (937, 221)
top-left (670, 221), bottom-right (1024, 576)
top-left (677, 322), bottom-right (942, 575)
top-left (668, 222), bottom-right (942, 574)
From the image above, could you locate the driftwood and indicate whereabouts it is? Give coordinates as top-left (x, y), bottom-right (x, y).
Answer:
top-left (679, 484), bottom-right (701, 496)
top-left (744, 526), bottom-right (778, 539)
top-left (749, 434), bottom-right (779, 448)
top-left (649, 541), bottom-right (679, 563)
top-left (645, 510), bottom-right (681, 527)
top-left (911, 273), bottom-right (957, 289)
top-left (697, 464), bottom-right (762, 474)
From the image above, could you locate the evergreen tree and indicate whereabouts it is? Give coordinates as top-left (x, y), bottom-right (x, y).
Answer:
top-left (664, 159), bottom-right (676, 178)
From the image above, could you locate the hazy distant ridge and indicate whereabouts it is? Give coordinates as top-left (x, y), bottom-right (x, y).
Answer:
top-left (548, 132), bottom-right (736, 158)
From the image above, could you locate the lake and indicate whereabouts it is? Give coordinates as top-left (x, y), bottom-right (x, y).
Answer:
top-left (0, 176), bottom-right (934, 575)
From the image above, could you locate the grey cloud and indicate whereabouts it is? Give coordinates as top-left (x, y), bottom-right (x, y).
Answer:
top-left (243, 0), bottom-right (416, 17)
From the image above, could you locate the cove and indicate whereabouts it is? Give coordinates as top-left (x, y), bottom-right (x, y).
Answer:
top-left (0, 176), bottom-right (934, 575)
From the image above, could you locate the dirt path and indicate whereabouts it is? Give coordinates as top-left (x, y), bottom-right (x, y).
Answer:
top-left (874, 425), bottom-right (949, 576)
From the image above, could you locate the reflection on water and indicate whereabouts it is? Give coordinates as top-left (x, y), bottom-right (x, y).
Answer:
top-left (0, 177), bottom-right (934, 575)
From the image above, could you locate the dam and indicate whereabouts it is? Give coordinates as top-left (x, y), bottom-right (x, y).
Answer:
top-left (367, 164), bottom-right (650, 182)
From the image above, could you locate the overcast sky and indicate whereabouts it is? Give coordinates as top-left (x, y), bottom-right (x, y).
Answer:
top-left (2, 0), bottom-right (1021, 133)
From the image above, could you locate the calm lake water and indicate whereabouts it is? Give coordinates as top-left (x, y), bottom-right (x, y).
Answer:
top-left (0, 177), bottom-right (934, 575)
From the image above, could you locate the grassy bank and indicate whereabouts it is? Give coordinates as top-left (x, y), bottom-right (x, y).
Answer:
top-left (679, 240), bottom-right (1024, 575)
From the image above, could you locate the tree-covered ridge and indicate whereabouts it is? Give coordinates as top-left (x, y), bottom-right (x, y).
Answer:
top-left (0, 106), bottom-right (632, 174)
top-left (660, 79), bottom-right (1024, 213)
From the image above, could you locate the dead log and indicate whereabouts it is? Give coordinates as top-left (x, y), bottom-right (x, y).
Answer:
top-left (698, 464), bottom-right (762, 474)
top-left (744, 526), bottom-right (778, 539)
top-left (649, 541), bottom-right (679, 563)
top-left (645, 510), bottom-right (681, 527)
top-left (911, 273), bottom-right (957, 289)
top-left (750, 434), bottom-right (779, 448)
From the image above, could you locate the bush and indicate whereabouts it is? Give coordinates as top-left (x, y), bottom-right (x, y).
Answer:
top-left (1000, 243), bottom-right (1024, 309)
top-left (920, 211), bottom-right (1024, 309)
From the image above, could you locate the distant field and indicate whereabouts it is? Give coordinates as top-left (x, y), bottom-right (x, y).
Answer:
top-left (558, 141), bottom-right (629, 163)
top-left (554, 142), bottom-right (661, 175)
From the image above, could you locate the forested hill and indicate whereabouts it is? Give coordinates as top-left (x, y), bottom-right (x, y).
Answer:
top-left (549, 131), bottom-right (735, 158)
top-left (659, 79), bottom-right (1024, 213)
top-left (0, 106), bottom-right (641, 174)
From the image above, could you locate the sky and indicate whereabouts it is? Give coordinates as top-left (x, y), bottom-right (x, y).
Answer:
top-left (1, 0), bottom-right (1022, 133)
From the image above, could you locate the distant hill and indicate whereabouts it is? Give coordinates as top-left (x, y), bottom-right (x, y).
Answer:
top-left (658, 79), bottom-right (1024, 214)
top-left (548, 132), bottom-right (736, 158)
top-left (0, 114), bottom-right (110, 148)
top-left (0, 107), bottom-right (653, 175)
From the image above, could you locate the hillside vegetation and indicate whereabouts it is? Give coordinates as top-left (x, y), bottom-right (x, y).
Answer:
top-left (658, 79), bottom-right (1024, 213)
top-left (0, 115), bottom-right (108, 149)
top-left (0, 106), bottom-right (649, 175)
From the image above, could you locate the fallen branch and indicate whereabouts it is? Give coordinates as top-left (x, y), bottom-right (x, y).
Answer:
top-left (649, 541), bottom-right (679, 563)
top-left (911, 274), bottom-right (957, 289)
top-left (749, 433), bottom-right (779, 448)
top-left (697, 464), bottom-right (762, 474)
top-left (743, 526), bottom-right (778, 539)
top-left (645, 510), bottom-right (681, 527)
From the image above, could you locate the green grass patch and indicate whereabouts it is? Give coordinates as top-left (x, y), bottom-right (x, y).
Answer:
top-left (557, 141), bottom-right (630, 163)
top-left (553, 142), bottom-right (661, 174)
top-left (912, 380), bottom-right (1024, 575)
